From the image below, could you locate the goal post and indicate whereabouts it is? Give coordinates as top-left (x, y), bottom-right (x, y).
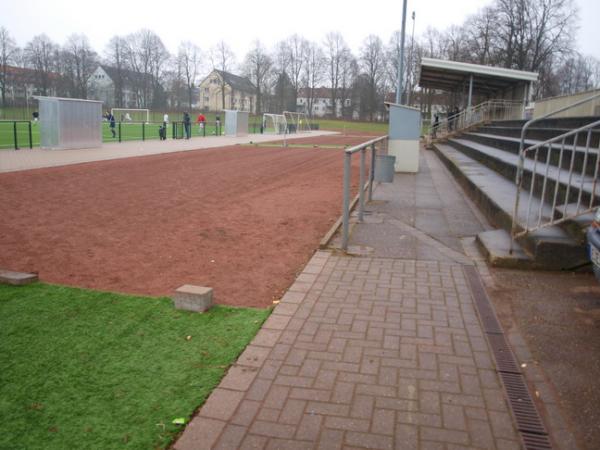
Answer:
top-left (283, 111), bottom-right (311, 133)
top-left (110, 108), bottom-right (150, 123)
top-left (262, 113), bottom-right (287, 135)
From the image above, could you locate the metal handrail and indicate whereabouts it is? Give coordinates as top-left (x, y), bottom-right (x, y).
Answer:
top-left (510, 92), bottom-right (600, 251)
top-left (341, 135), bottom-right (388, 250)
top-left (429, 99), bottom-right (523, 141)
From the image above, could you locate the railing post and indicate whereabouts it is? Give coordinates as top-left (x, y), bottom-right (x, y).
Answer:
top-left (118, 122), bottom-right (122, 143)
top-left (28, 121), bottom-right (32, 148)
top-left (359, 147), bottom-right (366, 222)
top-left (368, 143), bottom-right (376, 201)
top-left (342, 152), bottom-right (351, 251)
top-left (142, 122), bottom-right (145, 141)
top-left (13, 121), bottom-right (18, 150)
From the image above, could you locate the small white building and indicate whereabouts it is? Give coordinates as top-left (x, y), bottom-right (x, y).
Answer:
top-left (296, 87), bottom-right (355, 118)
top-left (87, 65), bottom-right (155, 108)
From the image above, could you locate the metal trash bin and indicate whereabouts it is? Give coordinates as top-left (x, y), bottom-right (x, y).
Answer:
top-left (374, 155), bottom-right (396, 182)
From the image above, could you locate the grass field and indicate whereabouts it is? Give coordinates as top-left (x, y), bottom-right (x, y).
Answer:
top-left (0, 115), bottom-right (398, 149)
top-left (0, 282), bottom-right (269, 450)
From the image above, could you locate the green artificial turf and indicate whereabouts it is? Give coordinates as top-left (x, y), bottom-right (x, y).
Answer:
top-left (316, 118), bottom-right (389, 134)
top-left (0, 283), bottom-right (270, 449)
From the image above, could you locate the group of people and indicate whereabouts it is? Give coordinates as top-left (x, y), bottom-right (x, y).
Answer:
top-left (102, 110), bottom-right (215, 140)
top-left (431, 106), bottom-right (462, 138)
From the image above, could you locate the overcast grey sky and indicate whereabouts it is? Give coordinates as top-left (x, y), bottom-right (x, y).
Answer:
top-left (2, 0), bottom-right (598, 66)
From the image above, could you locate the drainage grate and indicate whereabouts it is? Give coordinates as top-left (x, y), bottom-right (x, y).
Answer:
top-left (462, 266), bottom-right (503, 334)
top-left (521, 431), bottom-right (553, 450)
top-left (486, 333), bottom-right (521, 374)
top-left (498, 372), bottom-right (547, 434)
top-left (462, 265), bottom-right (552, 450)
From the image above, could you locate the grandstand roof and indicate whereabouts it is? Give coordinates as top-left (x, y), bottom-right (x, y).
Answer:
top-left (419, 58), bottom-right (538, 95)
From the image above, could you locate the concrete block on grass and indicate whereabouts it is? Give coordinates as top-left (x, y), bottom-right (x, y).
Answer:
top-left (0, 269), bottom-right (38, 286)
top-left (173, 285), bottom-right (213, 312)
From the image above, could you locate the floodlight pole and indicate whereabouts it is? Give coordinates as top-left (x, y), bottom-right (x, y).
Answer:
top-left (406, 11), bottom-right (416, 106)
top-left (395, 0), bottom-right (408, 105)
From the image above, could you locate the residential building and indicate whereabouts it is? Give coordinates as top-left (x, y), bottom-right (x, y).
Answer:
top-left (296, 87), bottom-right (356, 119)
top-left (197, 70), bottom-right (256, 113)
top-left (87, 65), bottom-right (155, 109)
top-left (0, 65), bottom-right (59, 106)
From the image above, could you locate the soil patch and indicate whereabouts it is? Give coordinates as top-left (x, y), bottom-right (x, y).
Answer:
top-left (0, 144), bottom-right (367, 307)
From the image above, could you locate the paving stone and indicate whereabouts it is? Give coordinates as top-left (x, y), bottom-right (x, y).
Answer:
top-left (219, 365), bottom-right (258, 391)
top-left (173, 417), bottom-right (225, 450)
top-left (199, 388), bottom-right (244, 421)
top-left (175, 197), bottom-right (523, 450)
top-left (0, 269), bottom-right (38, 286)
top-left (172, 284), bottom-right (213, 313)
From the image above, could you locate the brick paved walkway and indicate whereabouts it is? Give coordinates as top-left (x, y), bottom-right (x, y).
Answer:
top-left (175, 252), bottom-right (521, 449)
top-left (174, 148), bottom-right (524, 449)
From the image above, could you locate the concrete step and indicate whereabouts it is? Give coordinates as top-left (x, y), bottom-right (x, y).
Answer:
top-left (476, 229), bottom-right (535, 269)
top-left (492, 116), bottom-right (600, 129)
top-left (476, 126), bottom-right (600, 147)
top-left (461, 131), bottom-right (599, 177)
top-left (555, 203), bottom-right (595, 244)
top-left (433, 143), bottom-right (589, 269)
top-left (447, 137), bottom-right (599, 207)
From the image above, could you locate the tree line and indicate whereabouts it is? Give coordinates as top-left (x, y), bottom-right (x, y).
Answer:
top-left (0, 0), bottom-right (598, 120)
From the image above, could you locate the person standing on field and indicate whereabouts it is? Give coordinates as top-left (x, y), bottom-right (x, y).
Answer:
top-left (106, 111), bottom-right (116, 138)
top-left (183, 112), bottom-right (191, 139)
top-left (196, 113), bottom-right (206, 132)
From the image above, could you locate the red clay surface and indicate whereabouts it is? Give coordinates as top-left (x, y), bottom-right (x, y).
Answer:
top-left (265, 134), bottom-right (383, 147)
top-left (0, 141), bottom-right (373, 307)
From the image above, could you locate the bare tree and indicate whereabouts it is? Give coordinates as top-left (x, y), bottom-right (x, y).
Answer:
top-left (122, 29), bottom-right (170, 108)
top-left (339, 51), bottom-right (358, 118)
top-left (62, 34), bottom-right (97, 99)
top-left (360, 35), bottom-right (386, 121)
top-left (24, 34), bottom-right (58, 96)
top-left (104, 36), bottom-right (127, 107)
top-left (243, 40), bottom-right (272, 114)
top-left (210, 40), bottom-right (236, 110)
top-left (302, 41), bottom-right (325, 118)
top-left (323, 32), bottom-right (351, 117)
top-left (178, 41), bottom-right (202, 109)
top-left (0, 26), bottom-right (18, 106)
top-left (277, 35), bottom-right (308, 107)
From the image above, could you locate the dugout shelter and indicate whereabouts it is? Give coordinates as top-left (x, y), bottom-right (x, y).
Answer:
top-left (224, 110), bottom-right (249, 137)
top-left (36, 96), bottom-right (103, 150)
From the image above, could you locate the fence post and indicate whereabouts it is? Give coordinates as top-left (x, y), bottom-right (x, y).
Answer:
top-left (13, 121), bottom-right (18, 150)
top-left (369, 143), bottom-right (376, 201)
top-left (28, 121), bottom-right (32, 149)
top-left (359, 147), bottom-right (366, 222)
top-left (342, 152), bottom-right (351, 251)
top-left (142, 122), bottom-right (145, 141)
top-left (118, 123), bottom-right (122, 143)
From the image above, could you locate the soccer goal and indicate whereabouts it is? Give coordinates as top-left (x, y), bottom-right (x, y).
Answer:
top-left (111, 108), bottom-right (150, 123)
top-left (283, 111), bottom-right (311, 133)
top-left (262, 113), bottom-right (288, 134)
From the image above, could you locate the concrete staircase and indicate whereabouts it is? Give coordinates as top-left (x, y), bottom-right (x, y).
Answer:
top-left (432, 117), bottom-right (600, 270)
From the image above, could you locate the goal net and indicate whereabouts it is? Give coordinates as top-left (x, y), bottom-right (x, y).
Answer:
top-left (111, 108), bottom-right (150, 123)
top-left (262, 113), bottom-right (287, 134)
top-left (283, 111), bottom-right (311, 133)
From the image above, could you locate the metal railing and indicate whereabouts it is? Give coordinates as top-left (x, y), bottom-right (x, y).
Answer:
top-left (429, 100), bottom-right (524, 142)
top-left (341, 135), bottom-right (389, 250)
top-left (510, 92), bottom-right (600, 250)
top-left (0, 120), bottom-right (33, 149)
